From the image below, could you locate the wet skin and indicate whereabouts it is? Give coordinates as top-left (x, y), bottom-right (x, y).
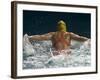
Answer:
top-left (29, 31), bottom-right (88, 55)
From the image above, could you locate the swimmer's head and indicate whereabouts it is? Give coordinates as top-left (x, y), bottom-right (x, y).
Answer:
top-left (57, 20), bottom-right (67, 32)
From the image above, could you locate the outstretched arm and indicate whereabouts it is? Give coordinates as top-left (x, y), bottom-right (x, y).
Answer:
top-left (29, 32), bottom-right (55, 42)
top-left (70, 32), bottom-right (88, 41)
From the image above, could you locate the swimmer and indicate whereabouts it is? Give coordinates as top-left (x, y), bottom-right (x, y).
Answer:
top-left (29, 20), bottom-right (88, 55)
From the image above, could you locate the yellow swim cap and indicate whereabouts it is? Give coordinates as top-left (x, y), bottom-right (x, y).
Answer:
top-left (57, 20), bottom-right (67, 32)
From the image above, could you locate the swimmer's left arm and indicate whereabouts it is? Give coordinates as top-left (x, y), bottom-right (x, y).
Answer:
top-left (29, 32), bottom-right (55, 41)
top-left (70, 32), bottom-right (88, 41)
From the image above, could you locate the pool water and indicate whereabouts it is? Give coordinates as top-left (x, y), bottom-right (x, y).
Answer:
top-left (23, 34), bottom-right (91, 69)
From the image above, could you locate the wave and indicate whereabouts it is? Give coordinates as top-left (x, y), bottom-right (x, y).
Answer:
top-left (23, 34), bottom-right (91, 69)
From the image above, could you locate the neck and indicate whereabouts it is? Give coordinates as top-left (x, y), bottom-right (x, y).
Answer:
top-left (58, 30), bottom-right (66, 32)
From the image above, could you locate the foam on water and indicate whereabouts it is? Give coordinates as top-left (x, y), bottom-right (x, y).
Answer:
top-left (23, 34), bottom-right (91, 69)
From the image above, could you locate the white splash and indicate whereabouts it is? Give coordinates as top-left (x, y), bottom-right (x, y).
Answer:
top-left (23, 34), bottom-right (91, 69)
top-left (23, 34), bottom-right (35, 56)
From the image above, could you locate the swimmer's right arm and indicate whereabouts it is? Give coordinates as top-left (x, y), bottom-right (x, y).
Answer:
top-left (70, 32), bottom-right (88, 41)
top-left (29, 32), bottom-right (55, 41)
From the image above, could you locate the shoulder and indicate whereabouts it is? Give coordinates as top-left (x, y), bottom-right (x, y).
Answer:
top-left (49, 32), bottom-right (55, 35)
top-left (65, 32), bottom-right (72, 35)
top-left (66, 32), bottom-right (76, 36)
top-left (45, 32), bottom-right (56, 37)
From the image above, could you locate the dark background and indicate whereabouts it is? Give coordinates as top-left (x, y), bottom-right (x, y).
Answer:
top-left (23, 10), bottom-right (91, 38)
